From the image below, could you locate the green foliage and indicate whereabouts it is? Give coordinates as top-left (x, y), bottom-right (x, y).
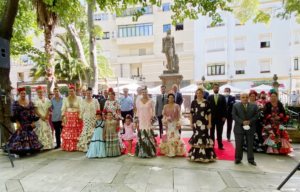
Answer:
top-left (59, 87), bottom-right (69, 95)
top-left (232, 0), bottom-right (271, 26)
top-left (24, 86), bottom-right (31, 94)
top-left (0, 0), bottom-right (42, 57)
top-left (277, 0), bottom-right (300, 23)
top-left (205, 82), bottom-right (214, 90)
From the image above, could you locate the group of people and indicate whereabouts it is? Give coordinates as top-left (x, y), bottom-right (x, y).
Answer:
top-left (7, 83), bottom-right (293, 165)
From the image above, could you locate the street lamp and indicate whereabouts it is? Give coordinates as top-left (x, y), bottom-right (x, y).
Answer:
top-left (201, 75), bottom-right (205, 87)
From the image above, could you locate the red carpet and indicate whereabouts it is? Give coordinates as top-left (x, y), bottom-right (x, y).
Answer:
top-left (122, 137), bottom-right (235, 161)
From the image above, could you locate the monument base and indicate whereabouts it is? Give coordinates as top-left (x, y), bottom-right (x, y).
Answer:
top-left (159, 73), bottom-right (183, 91)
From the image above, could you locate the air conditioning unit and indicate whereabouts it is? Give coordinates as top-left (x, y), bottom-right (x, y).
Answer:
top-left (112, 14), bottom-right (116, 19)
top-left (111, 31), bottom-right (117, 39)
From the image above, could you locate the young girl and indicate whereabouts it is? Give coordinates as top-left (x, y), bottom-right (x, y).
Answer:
top-left (105, 110), bottom-right (121, 157)
top-left (120, 115), bottom-right (136, 156)
top-left (86, 110), bottom-right (106, 158)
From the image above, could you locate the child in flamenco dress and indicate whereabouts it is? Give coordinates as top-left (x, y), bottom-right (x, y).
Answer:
top-left (105, 110), bottom-right (121, 157)
top-left (86, 110), bottom-right (106, 158)
top-left (120, 115), bottom-right (136, 156)
top-left (262, 89), bottom-right (293, 154)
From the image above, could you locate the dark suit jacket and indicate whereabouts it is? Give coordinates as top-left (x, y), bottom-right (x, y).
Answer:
top-left (232, 102), bottom-right (258, 135)
top-left (207, 94), bottom-right (227, 123)
top-left (175, 92), bottom-right (183, 107)
top-left (194, 91), bottom-right (209, 100)
top-left (225, 95), bottom-right (236, 118)
top-left (100, 97), bottom-right (108, 111)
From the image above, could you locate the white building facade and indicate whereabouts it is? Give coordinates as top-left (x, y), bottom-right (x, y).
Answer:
top-left (194, 0), bottom-right (300, 92)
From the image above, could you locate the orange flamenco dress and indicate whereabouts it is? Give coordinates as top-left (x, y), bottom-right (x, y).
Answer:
top-left (61, 96), bottom-right (83, 151)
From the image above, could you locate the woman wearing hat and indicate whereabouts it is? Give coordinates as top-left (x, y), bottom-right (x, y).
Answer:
top-left (8, 87), bottom-right (43, 157)
top-left (33, 86), bottom-right (54, 150)
top-left (61, 85), bottom-right (83, 151)
top-left (77, 87), bottom-right (100, 152)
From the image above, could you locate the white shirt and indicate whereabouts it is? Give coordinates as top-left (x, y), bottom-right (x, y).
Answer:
top-left (135, 95), bottom-right (142, 108)
top-left (288, 94), bottom-right (299, 102)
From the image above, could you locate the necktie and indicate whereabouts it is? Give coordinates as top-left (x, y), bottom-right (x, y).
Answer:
top-left (214, 94), bottom-right (218, 105)
top-left (162, 94), bottom-right (164, 103)
top-left (244, 104), bottom-right (247, 111)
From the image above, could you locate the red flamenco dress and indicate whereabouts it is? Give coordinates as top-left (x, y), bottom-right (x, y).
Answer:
top-left (262, 102), bottom-right (292, 154)
top-left (61, 96), bottom-right (83, 151)
top-left (8, 101), bottom-right (43, 155)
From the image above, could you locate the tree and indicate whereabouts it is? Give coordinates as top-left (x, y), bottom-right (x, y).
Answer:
top-left (33, 0), bottom-right (58, 93)
top-left (277, 0), bottom-right (300, 23)
top-left (0, 0), bottom-right (20, 136)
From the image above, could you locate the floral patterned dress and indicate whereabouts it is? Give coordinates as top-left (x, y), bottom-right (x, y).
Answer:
top-left (105, 120), bottom-right (121, 157)
top-left (102, 100), bottom-right (126, 153)
top-left (33, 98), bottom-right (54, 150)
top-left (188, 100), bottom-right (217, 162)
top-left (159, 104), bottom-right (186, 157)
top-left (61, 96), bottom-right (83, 151)
top-left (262, 102), bottom-right (292, 154)
top-left (8, 101), bottom-right (43, 154)
top-left (135, 99), bottom-right (157, 158)
top-left (77, 99), bottom-right (99, 152)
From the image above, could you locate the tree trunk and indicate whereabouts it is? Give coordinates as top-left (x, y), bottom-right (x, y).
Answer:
top-left (44, 25), bottom-right (55, 93)
top-left (88, 0), bottom-right (98, 95)
top-left (67, 21), bottom-right (90, 86)
top-left (0, 0), bottom-right (20, 138)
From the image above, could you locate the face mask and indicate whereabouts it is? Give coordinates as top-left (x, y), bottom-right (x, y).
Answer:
top-left (261, 96), bottom-right (266, 100)
top-left (224, 92), bottom-right (230, 96)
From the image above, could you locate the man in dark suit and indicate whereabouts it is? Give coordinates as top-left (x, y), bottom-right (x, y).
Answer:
top-left (172, 84), bottom-right (183, 107)
top-left (224, 88), bottom-right (236, 142)
top-left (232, 93), bottom-right (258, 166)
top-left (100, 89), bottom-right (108, 111)
top-left (155, 85), bottom-right (168, 138)
top-left (207, 84), bottom-right (227, 150)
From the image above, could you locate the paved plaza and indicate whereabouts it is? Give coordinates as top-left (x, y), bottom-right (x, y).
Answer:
top-left (1, 131), bottom-right (300, 192)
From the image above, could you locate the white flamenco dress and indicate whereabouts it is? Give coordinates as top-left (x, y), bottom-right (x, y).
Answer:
top-left (33, 98), bottom-right (54, 150)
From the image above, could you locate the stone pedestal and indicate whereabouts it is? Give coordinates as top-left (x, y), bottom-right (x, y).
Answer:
top-left (159, 72), bottom-right (183, 91)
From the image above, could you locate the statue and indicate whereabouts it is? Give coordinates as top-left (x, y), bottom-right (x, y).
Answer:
top-left (162, 28), bottom-right (179, 73)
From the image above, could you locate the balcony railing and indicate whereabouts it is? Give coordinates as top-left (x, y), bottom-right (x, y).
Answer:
top-left (207, 48), bottom-right (225, 52)
top-left (207, 23), bottom-right (225, 28)
top-left (117, 12), bottom-right (153, 18)
top-left (235, 47), bottom-right (245, 51)
top-left (118, 52), bottom-right (154, 57)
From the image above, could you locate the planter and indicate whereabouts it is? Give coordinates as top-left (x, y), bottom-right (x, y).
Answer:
top-left (287, 128), bottom-right (300, 143)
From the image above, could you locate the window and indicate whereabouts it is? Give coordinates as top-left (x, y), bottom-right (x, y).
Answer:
top-left (139, 49), bottom-right (146, 56)
top-left (103, 51), bottom-right (110, 58)
top-left (235, 18), bottom-right (243, 26)
top-left (207, 38), bottom-right (225, 52)
top-left (235, 37), bottom-right (245, 50)
top-left (18, 72), bottom-right (24, 82)
top-left (119, 5), bottom-right (153, 17)
top-left (295, 30), bottom-right (299, 44)
top-left (95, 35), bottom-right (100, 40)
top-left (260, 59), bottom-right (271, 73)
top-left (176, 43), bottom-right (183, 51)
top-left (207, 13), bottom-right (225, 27)
top-left (103, 32), bottom-right (110, 39)
top-left (260, 34), bottom-right (271, 48)
top-left (118, 23), bottom-right (153, 38)
top-left (207, 63), bottom-right (225, 76)
top-left (41, 41), bottom-right (45, 48)
top-left (131, 64), bottom-right (142, 77)
top-left (295, 57), bottom-right (299, 70)
top-left (163, 24), bottom-right (171, 32)
top-left (162, 3), bottom-right (170, 11)
top-left (20, 56), bottom-right (34, 65)
top-left (175, 23), bottom-right (183, 31)
top-left (235, 61), bottom-right (245, 74)
top-left (93, 13), bottom-right (109, 21)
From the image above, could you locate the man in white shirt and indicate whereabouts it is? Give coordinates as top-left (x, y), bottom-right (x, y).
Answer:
top-left (284, 91), bottom-right (299, 106)
top-left (81, 89), bottom-right (87, 99)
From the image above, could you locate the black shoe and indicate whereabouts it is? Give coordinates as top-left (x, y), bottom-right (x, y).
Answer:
top-left (219, 147), bottom-right (225, 150)
top-left (54, 146), bottom-right (61, 149)
top-left (234, 160), bottom-right (241, 164)
top-left (248, 161), bottom-right (257, 166)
